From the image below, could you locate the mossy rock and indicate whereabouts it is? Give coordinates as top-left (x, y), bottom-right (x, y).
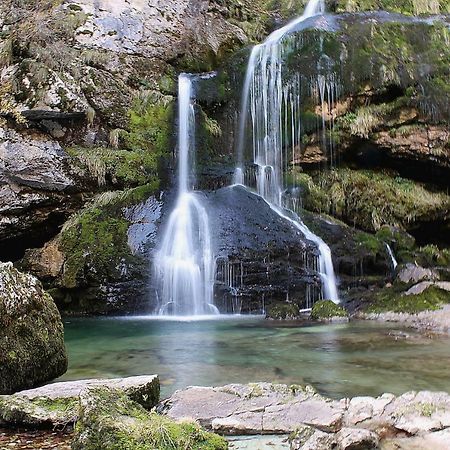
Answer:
top-left (0, 375), bottom-right (159, 427)
top-left (72, 386), bottom-right (227, 450)
top-left (0, 263), bottom-right (67, 394)
top-left (266, 302), bottom-right (301, 320)
top-left (366, 285), bottom-right (450, 314)
top-left (297, 169), bottom-right (450, 234)
top-left (311, 300), bottom-right (348, 320)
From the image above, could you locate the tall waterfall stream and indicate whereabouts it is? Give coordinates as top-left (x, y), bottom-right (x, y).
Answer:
top-left (155, 0), bottom-right (340, 315)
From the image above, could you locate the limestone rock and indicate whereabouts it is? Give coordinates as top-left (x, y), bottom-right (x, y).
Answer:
top-left (405, 281), bottom-right (450, 296)
top-left (336, 427), bottom-right (379, 449)
top-left (382, 428), bottom-right (450, 450)
top-left (0, 263), bottom-right (67, 394)
top-left (397, 263), bottom-right (440, 284)
top-left (0, 127), bottom-right (74, 191)
top-left (291, 430), bottom-right (337, 450)
top-left (0, 375), bottom-right (159, 426)
top-left (160, 382), bottom-right (345, 435)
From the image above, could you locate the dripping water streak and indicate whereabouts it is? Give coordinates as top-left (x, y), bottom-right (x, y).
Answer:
top-left (386, 243), bottom-right (398, 271)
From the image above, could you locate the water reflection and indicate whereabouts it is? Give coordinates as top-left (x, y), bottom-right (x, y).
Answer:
top-left (61, 318), bottom-right (450, 399)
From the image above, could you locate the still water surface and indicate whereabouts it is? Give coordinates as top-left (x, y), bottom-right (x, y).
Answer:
top-left (61, 317), bottom-right (450, 399)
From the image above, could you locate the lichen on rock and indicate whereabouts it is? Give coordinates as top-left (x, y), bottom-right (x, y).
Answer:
top-left (0, 263), bottom-right (67, 394)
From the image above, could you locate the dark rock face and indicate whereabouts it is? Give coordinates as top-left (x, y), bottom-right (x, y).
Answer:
top-left (0, 263), bottom-right (67, 394)
top-left (206, 186), bottom-right (322, 312)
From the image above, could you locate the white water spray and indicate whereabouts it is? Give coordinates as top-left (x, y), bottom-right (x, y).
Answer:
top-left (235, 0), bottom-right (340, 303)
top-left (154, 74), bottom-right (218, 316)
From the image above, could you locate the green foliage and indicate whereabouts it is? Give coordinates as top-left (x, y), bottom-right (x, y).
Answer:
top-left (68, 146), bottom-right (160, 188)
top-left (72, 387), bottom-right (227, 450)
top-left (297, 169), bottom-right (450, 233)
top-left (122, 97), bottom-right (173, 158)
top-left (311, 300), bottom-right (348, 319)
top-left (367, 285), bottom-right (450, 314)
top-left (335, 0), bottom-right (447, 17)
top-left (0, 82), bottom-right (27, 127)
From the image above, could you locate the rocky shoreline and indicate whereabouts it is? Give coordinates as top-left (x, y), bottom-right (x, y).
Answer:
top-left (355, 305), bottom-right (450, 335)
top-left (2, 377), bottom-right (450, 449)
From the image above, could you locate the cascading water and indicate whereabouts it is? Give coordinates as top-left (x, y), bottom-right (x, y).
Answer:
top-left (385, 243), bottom-right (398, 271)
top-left (154, 74), bottom-right (218, 316)
top-left (235, 0), bottom-right (340, 303)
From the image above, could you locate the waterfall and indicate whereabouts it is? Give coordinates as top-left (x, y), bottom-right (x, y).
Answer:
top-left (154, 74), bottom-right (218, 316)
top-left (235, 0), bottom-right (340, 303)
top-left (385, 243), bottom-right (398, 271)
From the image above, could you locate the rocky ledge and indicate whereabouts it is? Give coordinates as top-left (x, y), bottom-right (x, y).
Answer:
top-left (160, 382), bottom-right (450, 449)
top-left (0, 375), bottom-right (159, 427)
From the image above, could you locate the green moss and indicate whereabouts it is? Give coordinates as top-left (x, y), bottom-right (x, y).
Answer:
top-left (68, 147), bottom-right (161, 188)
top-left (311, 300), bottom-right (348, 319)
top-left (367, 285), bottom-right (450, 314)
top-left (297, 168), bottom-right (450, 233)
top-left (32, 397), bottom-right (78, 415)
top-left (266, 302), bottom-right (301, 320)
top-left (123, 99), bottom-right (173, 158)
top-left (58, 184), bottom-right (156, 289)
top-left (72, 387), bottom-right (227, 450)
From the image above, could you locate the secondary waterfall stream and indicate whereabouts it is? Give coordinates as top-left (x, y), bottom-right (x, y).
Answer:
top-left (154, 74), bottom-right (218, 316)
top-left (235, 0), bottom-right (340, 303)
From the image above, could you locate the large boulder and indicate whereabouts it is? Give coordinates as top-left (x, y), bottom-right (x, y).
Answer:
top-left (0, 263), bottom-right (67, 394)
top-left (0, 375), bottom-right (159, 426)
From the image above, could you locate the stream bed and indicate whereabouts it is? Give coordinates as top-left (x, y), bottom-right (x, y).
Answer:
top-left (60, 317), bottom-right (450, 399)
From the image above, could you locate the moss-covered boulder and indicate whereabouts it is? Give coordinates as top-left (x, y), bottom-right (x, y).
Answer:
top-left (0, 263), bottom-right (67, 394)
top-left (72, 386), bottom-right (227, 450)
top-left (266, 302), bottom-right (301, 320)
top-left (311, 300), bottom-right (348, 320)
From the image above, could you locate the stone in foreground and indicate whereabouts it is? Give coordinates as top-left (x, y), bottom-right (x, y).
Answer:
top-left (72, 386), bottom-right (227, 450)
top-left (159, 383), bottom-right (346, 434)
top-left (0, 263), bottom-right (67, 394)
top-left (161, 383), bottom-right (450, 449)
top-left (0, 375), bottom-right (159, 426)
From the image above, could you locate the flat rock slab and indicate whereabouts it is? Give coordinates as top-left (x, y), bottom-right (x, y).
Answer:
top-left (159, 382), bottom-right (345, 435)
top-left (161, 383), bottom-right (450, 449)
top-left (228, 435), bottom-right (290, 449)
top-left (0, 375), bottom-right (159, 426)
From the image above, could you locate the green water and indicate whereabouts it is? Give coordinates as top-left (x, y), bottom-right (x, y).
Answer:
top-left (61, 317), bottom-right (450, 399)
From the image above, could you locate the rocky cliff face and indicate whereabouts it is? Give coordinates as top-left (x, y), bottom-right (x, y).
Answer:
top-left (0, 0), bottom-right (448, 314)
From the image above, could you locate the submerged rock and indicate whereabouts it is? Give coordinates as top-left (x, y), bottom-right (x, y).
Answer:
top-left (72, 386), bottom-right (227, 450)
top-left (0, 375), bottom-right (159, 426)
top-left (0, 263), bottom-right (67, 394)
